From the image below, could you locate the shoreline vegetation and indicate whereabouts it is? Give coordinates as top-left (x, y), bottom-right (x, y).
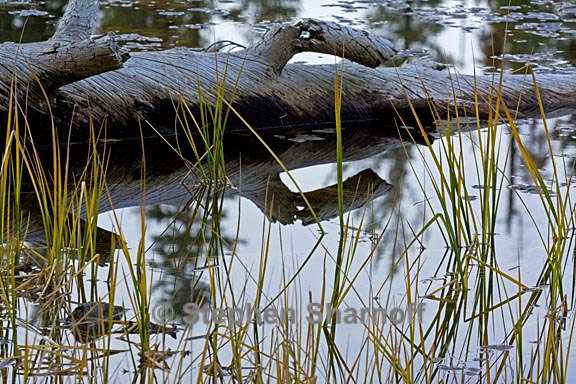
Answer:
top-left (0, 0), bottom-right (575, 383)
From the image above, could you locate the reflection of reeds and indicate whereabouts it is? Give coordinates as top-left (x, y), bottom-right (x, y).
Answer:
top-left (0, 78), bottom-right (126, 378)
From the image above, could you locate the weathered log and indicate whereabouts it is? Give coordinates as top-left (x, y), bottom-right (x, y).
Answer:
top-left (0, 0), bottom-right (127, 117)
top-left (1, 0), bottom-right (576, 141)
top-left (50, 0), bottom-right (100, 43)
top-left (247, 19), bottom-right (398, 73)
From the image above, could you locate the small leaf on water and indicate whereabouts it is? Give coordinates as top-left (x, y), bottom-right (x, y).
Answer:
top-left (465, 367), bottom-right (481, 376)
top-left (482, 344), bottom-right (514, 352)
top-left (438, 364), bottom-right (464, 372)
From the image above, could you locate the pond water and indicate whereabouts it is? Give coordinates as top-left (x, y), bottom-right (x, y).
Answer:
top-left (2, 0), bottom-right (576, 382)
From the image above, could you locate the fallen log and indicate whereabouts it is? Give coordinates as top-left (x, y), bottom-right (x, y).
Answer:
top-left (1, 0), bottom-right (576, 141)
top-left (0, 0), bottom-right (127, 120)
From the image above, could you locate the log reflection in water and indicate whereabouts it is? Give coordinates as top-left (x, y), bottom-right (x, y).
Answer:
top-left (16, 126), bottom-right (425, 268)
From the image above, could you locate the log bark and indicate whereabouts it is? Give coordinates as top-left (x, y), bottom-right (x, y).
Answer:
top-left (50, 0), bottom-right (100, 43)
top-left (247, 19), bottom-right (398, 73)
top-left (0, 0), bottom-right (127, 117)
top-left (1, 0), bottom-right (576, 141)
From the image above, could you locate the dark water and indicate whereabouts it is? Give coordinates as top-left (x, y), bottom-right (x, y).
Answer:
top-left (2, 0), bottom-right (576, 381)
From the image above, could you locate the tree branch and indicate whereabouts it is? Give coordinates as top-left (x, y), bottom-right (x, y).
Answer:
top-left (0, 0), bottom-right (127, 115)
top-left (51, 0), bottom-right (100, 43)
top-left (246, 18), bottom-right (397, 74)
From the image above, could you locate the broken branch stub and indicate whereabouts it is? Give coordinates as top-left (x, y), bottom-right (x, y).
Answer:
top-left (51, 0), bottom-right (101, 43)
top-left (247, 19), bottom-right (398, 73)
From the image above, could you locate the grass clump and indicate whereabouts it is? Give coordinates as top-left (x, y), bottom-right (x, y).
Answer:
top-left (0, 59), bottom-right (575, 384)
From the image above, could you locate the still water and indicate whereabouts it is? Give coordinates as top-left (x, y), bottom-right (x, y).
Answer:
top-left (2, 0), bottom-right (576, 381)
